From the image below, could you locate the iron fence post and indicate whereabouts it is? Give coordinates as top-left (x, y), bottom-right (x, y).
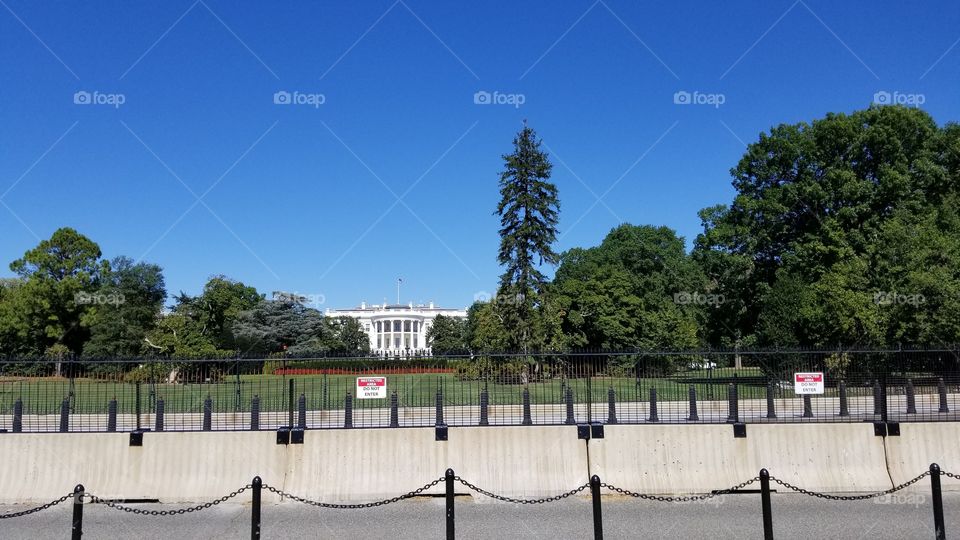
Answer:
top-left (938, 378), bottom-right (949, 413)
top-left (435, 389), bottom-right (444, 427)
top-left (591, 474), bottom-right (603, 540)
top-left (648, 388), bottom-right (659, 422)
top-left (802, 395), bottom-right (812, 418)
top-left (838, 380), bottom-right (848, 417)
top-left (607, 388), bottom-right (617, 424)
top-left (906, 379), bottom-right (916, 414)
top-left (250, 395), bottom-right (260, 431)
top-left (298, 393), bottom-right (307, 428)
top-left (71, 484), bottom-right (84, 540)
top-left (445, 468), bottom-right (455, 540)
top-left (931, 463), bottom-right (945, 540)
top-left (251, 476), bottom-right (262, 540)
top-left (564, 387), bottom-right (575, 425)
top-left (155, 398), bottom-right (164, 432)
top-left (106, 398), bottom-right (117, 432)
top-left (390, 391), bottom-right (400, 428)
top-left (60, 398), bottom-right (70, 433)
top-left (12, 398), bottom-right (22, 433)
top-left (135, 382), bottom-right (142, 431)
top-left (687, 385), bottom-right (699, 422)
top-left (522, 388), bottom-right (532, 426)
top-left (586, 374), bottom-right (593, 424)
top-left (766, 381), bottom-right (776, 419)
top-left (760, 469), bottom-right (773, 540)
top-left (203, 396), bottom-right (212, 431)
top-left (873, 381), bottom-right (882, 417)
top-left (727, 383), bottom-right (739, 423)
top-left (288, 379), bottom-right (295, 431)
top-left (344, 392), bottom-right (353, 429)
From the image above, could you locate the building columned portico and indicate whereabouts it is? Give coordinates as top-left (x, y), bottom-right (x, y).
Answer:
top-left (326, 302), bottom-right (467, 354)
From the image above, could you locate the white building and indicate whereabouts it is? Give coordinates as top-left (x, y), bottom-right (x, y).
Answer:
top-left (326, 302), bottom-right (467, 354)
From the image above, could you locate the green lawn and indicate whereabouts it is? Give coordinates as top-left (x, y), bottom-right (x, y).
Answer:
top-left (0, 368), bottom-right (771, 415)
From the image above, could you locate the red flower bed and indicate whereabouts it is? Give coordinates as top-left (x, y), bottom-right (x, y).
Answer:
top-left (271, 367), bottom-right (455, 376)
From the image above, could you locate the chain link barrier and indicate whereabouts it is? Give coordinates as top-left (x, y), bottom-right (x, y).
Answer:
top-left (768, 472), bottom-right (930, 501)
top-left (85, 486), bottom-right (250, 516)
top-left (455, 477), bottom-right (590, 504)
top-left (599, 477), bottom-right (760, 502)
top-left (0, 493), bottom-right (73, 519)
top-left (261, 478), bottom-right (445, 509)
top-left (941, 470), bottom-right (960, 481)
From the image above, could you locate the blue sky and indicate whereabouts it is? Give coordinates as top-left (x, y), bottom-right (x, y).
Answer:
top-left (1, 1), bottom-right (958, 310)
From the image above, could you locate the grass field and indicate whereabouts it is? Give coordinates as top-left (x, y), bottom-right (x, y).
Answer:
top-left (0, 368), bottom-right (773, 414)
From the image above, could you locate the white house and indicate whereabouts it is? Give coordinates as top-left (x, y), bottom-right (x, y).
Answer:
top-left (326, 302), bottom-right (467, 354)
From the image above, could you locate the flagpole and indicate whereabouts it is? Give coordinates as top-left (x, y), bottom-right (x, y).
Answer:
top-left (397, 278), bottom-right (401, 305)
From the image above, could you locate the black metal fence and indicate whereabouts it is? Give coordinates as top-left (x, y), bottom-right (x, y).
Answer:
top-left (0, 348), bottom-right (958, 432)
top-left (2, 464), bottom-right (954, 540)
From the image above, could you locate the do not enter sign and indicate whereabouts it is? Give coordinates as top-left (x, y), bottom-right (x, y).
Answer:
top-left (794, 372), bottom-right (824, 394)
top-left (356, 376), bottom-right (387, 399)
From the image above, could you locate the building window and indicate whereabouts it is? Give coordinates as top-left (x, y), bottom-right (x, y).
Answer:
top-left (394, 336), bottom-right (401, 348)
top-left (413, 335), bottom-right (418, 348)
top-left (392, 320), bottom-right (400, 332)
top-left (404, 335), bottom-right (410, 349)
top-left (377, 336), bottom-right (382, 349)
top-left (376, 321), bottom-right (382, 333)
top-left (413, 321), bottom-right (419, 333)
top-left (404, 320), bottom-right (411, 332)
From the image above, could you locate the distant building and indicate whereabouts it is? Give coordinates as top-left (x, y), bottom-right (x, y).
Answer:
top-left (326, 302), bottom-right (467, 354)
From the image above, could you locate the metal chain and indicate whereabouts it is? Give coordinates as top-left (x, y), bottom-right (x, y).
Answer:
top-left (599, 477), bottom-right (759, 502)
top-left (941, 470), bottom-right (960, 481)
top-left (261, 478), bottom-right (444, 509)
top-left (86, 486), bottom-right (250, 516)
top-left (0, 493), bottom-right (73, 519)
top-left (455, 477), bottom-right (590, 504)
top-left (768, 472), bottom-right (930, 501)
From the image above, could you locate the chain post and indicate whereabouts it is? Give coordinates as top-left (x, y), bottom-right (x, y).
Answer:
top-left (687, 385), bottom-right (699, 421)
top-left (938, 378), bottom-right (949, 413)
top-left (760, 469), bottom-right (773, 540)
top-left (607, 387), bottom-right (617, 424)
top-left (522, 387), bottom-right (532, 425)
top-left (155, 398), bottom-right (164, 432)
top-left (838, 380), bottom-right (848, 417)
top-left (766, 381), bottom-right (776, 419)
top-left (445, 468), bottom-right (455, 540)
top-left (203, 395), bottom-right (212, 431)
top-left (931, 463), bottom-right (945, 540)
top-left (250, 395), bottom-right (260, 431)
top-left (251, 476), bottom-right (262, 540)
top-left (71, 484), bottom-right (84, 540)
top-left (648, 388), bottom-right (659, 422)
top-left (59, 398), bottom-right (70, 433)
top-left (390, 391), bottom-right (400, 428)
top-left (106, 398), bottom-right (117, 432)
top-left (591, 474), bottom-right (603, 540)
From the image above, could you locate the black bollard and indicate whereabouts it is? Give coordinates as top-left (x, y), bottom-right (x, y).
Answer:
top-left (522, 388), bottom-right (532, 426)
top-left (802, 394), bottom-right (813, 418)
top-left (760, 469), bottom-right (773, 540)
top-left (250, 395), bottom-right (260, 431)
top-left (106, 398), bottom-right (117, 432)
top-left (838, 380), bottom-right (849, 417)
top-left (727, 383), bottom-right (739, 423)
top-left (445, 468), bottom-right (455, 540)
top-left (71, 484), bottom-right (84, 540)
top-left (766, 381), bottom-right (777, 419)
top-left (938, 378), bottom-right (949, 413)
top-left (873, 381), bottom-right (882, 416)
top-left (390, 391), bottom-right (400, 428)
top-left (591, 475), bottom-right (603, 540)
top-left (688, 385), bottom-right (699, 422)
top-left (931, 463), bottom-right (946, 540)
top-left (564, 386), bottom-right (575, 425)
top-left (155, 398), bottom-right (165, 432)
top-left (12, 398), bottom-right (22, 433)
top-left (435, 389), bottom-right (444, 426)
top-left (60, 398), bottom-right (70, 433)
top-left (344, 392), bottom-right (353, 429)
top-left (906, 379), bottom-right (916, 414)
top-left (298, 393), bottom-right (307, 428)
top-left (648, 388), bottom-right (659, 422)
top-left (251, 476), bottom-right (262, 539)
top-left (607, 388), bottom-right (618, 424)
top-left (203, 395), bottom-right (212, 431)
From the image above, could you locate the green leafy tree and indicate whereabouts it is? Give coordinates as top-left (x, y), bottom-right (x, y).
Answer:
top-left (494, 123), bottom-right (560, 351)
top-left (321, 316), bottom-right (371, 354)
top-left (425, 314), bottom-right (468, 355)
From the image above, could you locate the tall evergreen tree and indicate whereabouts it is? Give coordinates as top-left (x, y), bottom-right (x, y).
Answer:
top-left (495, 123), bottom-right (560, 351)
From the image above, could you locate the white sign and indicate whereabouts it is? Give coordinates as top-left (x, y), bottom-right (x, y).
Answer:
top-left (356, 376), bottom-right (387, 399)
top-left (794, 372), bottom-right (824, 395)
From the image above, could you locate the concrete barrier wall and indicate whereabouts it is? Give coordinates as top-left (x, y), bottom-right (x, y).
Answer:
top-left (884, 423), bottom-right (960, 490)
top-left (0, 422), bottom-right (956, 503)
top-left (589, 423), bottom-right (891, 494)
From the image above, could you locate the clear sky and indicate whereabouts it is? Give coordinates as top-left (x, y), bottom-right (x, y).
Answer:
top-left (1, 1), bottom-right (958, 311)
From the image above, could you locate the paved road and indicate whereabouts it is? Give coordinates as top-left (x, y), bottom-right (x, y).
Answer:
top-left (3, 492), bottom-right (958, 539)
